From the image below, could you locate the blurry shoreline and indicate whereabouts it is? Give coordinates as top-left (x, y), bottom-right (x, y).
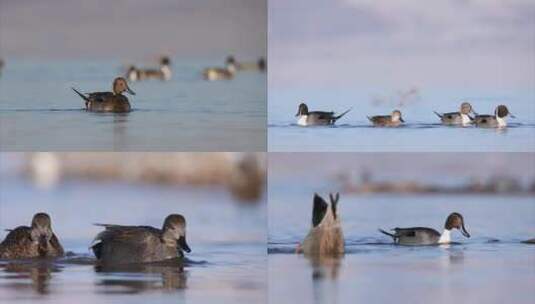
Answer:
top-left (22, 153), bottom-right (265, 203)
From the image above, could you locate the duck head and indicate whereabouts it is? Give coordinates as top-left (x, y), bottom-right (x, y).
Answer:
top-left (162, 214), bottom-right (191, 254)
top-left (112, 77), bottom-right (135, 95)
top-left (296, 103), bottom-right (309, 117)
top-left (444, 212), bottom-right (470, 238)
top-left (30, 213), bottom-right (54, 256)
top-left (392, 110), bottom-right (404, 122)
top-left (160, 56), bottom-right (171, 67)
top-left (257, 57), bottom-right (266, 71)
top-left (460, 102), bottom-right (474, 115)
top-left (496, 105), bottom-right (515, 119)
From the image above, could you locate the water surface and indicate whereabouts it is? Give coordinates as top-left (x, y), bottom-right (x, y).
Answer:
top-left (0, 59), bottom-right (266, 151)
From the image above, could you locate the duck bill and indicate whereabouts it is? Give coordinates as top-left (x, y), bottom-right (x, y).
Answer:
top-left (460, 225), bottom-right (470, 238)
top-left (399, 118), bottom-right (405, 123)
top-left (126, 86), bottom-right (136, 95)
top-left (178, 236), bottom-right (191, 253)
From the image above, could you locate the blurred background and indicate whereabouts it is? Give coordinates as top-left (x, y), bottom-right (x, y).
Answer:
top-left (0, 152), bottom-right (266, 304)
top-left (268, 153), bottom-right (535, 304)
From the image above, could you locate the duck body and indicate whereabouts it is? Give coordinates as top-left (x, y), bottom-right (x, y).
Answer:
top-left (91, 214), bottom-right (191, 265)
top-left (72, 77), bottom-right (135, 113)
top-left (0, 213), bottom-right (64, 259)
top-left (434, 112), bottom-right (473, 125)
top-left (379, 212), bottom-right (470, 246)
top-left (203, 67), bottom-right (235, 81)
top-left (299, 193), bottom-right (344, 256)
top-left (474, 105), bottom-right (514, 128)
top-left (295, 103), bottom-right (350, 126)
top-left (368, 110), bottom-right (404, 127)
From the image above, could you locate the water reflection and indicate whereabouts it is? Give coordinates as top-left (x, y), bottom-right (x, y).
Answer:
top-left (306, 255), bottom-right (343, 304)
top-left (0, 260), bottom-right (62, 295)
top-left (94, 262), bottom-right (187, 294)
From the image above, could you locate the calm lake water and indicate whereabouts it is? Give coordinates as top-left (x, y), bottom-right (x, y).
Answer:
top-left (0, 176), bottom-right (267, 303)
top-left (0, 59), bottom-right (266, 151)
top-left (268, 88), bottom-right (535, 152)
top-left (268, 180), bottom-right (535, 304)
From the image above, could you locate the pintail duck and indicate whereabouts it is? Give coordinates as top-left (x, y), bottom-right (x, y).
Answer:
top-left (91, 214), bottom-right (191, 265)
top-left (368, 110), bottom-right (404, 127)
top-left (0, 213), bottom-right (64, 259)
top-left (126, 56), bottom-right (172, 82)
top-left (474, 105), bottom-right (515, 128)
top-left (296, 193), bottom-right (344, 256)
top-left (203, 59), bottom-right (237, 81)
top-left (434, 102), bottom-right (475, 126)
top-left (72, 77), bottom-right (135, 113)
top-left (379, 212), bottom-right (470, 246)
top-left (295, 103), bottom-right (351, 126)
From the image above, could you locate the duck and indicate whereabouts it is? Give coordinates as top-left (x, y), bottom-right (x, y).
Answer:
top-left (296, 193), bottom-right (344, 256)
top-left (226, 56), bottom-right (266, 72)
top-left (379, 212), bottom-right (470, 245)
top-left (434, 102), bottom-right (475, 126)
top-left (72, 77), bottom-right (135, 113)
top-left (126, 56), bottom-right (172, 82)
top-left (90, 214), bottom-right (191, 265)
top-left (203, 59), bottom-right (237, 81)
top-left (368, 110), bottom-right (405, 127)
top-left (295, 103), bottom-right (351, 126)
top-left (474, 105), bottom-right (515, 128)
top-left (0, 213), bottom-right (64, 259)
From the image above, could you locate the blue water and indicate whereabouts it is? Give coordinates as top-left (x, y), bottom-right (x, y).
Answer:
top-left (268, 88), bottom-right (535, 151)
top-left (0, 177), bottom-right (267, 304)
top-left (0, 59), bottom-right (266, 151)
top-left (268, 174), bottom-right (535, 304)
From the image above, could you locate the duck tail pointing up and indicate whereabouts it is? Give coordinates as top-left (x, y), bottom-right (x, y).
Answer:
top-left (433, 111), bottom-right (443, 119)
top-left (378, 228), bottom-right (396, 239)
top-left (334, 108), bottom-right (352, 121)
top-left (71, 87), bottom-right (89, 102)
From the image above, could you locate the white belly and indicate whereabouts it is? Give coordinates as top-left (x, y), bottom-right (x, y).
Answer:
top-left (297, 115), bottom-right (308, 126)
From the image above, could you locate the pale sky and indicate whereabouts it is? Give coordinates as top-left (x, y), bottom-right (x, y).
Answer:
top-left (269, 0), bottom-right (534, 90)
top-left (0, 0), bottom-right (266, 59)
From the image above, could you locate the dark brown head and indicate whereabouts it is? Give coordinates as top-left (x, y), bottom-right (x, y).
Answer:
top-left (444, 212), bottom-right (470, 238)
top-left (162, 214), bottom-right (191, 253)
top-left (296, 103), bottom-right (309, 116)
top-left (226, 55), bottom-right (236, 65)
top-left (495, 105), bottom-right (514, 118)
top-left (112, 77), bottom-right (135, 95)
top-left (30, 213), bottom-right (54, 255)
top-left (160, 56), bottom-right (171, 66)
top-left (258, 57), bottom-right (266, 71)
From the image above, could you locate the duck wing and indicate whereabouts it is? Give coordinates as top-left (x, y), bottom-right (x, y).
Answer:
top-left (87, 92), bottom-right (114, 103)
top-left (309, 111), bottom-right (335, 120)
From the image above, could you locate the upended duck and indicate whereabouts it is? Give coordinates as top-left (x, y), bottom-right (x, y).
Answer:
top-left (379, 212), bottom-right (470, 245)
top-left (296, 193), bottom-right (344, 256)
top-left (0, 213), bottom-right (64, 259)
top-left (90, 214), bottom-right (191, 265)
top-left (72, 77), bottom-right (135, 113)
top-left (295, 103), bottom-right (351, 126)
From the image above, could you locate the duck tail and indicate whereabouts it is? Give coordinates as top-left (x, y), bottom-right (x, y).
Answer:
top-left (378, 228), bottom-right (397, 239)
top-left (367, 116), bottom-right (373, 122)
top-left (71, 87), bottom-right (89, 102)
top-left (334, 108), bottom-right (352, 121)
top-left (433, 111), bottom-right (443, 119)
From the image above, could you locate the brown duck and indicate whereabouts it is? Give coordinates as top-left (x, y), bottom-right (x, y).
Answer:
top-left (0, 213), bottom-right (64, 259)
top-left (297, 193), bottom-right (344, 256)
top-left (72, 77), bottom-right (135, 113)
top-left (91, 214), bottom-right (191, 265)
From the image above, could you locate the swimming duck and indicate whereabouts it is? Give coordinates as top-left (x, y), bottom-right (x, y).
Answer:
top-left (368, 110), bottom-right (405, 127)
top-left (203, 59), bottom-right (237, 81)
top-left (434, 102), bottom-right (475, 126)
top-left (126, 56), bottom-right (172, 82)
top-left (297, 193), bottom-right (344, 256)
top-left (72, 77), bottom-right (135, 113)
top-left (91, 214), bottom-right (191, 265)
top-left (474, 105), bottom-right (515, 128)
top-left (379, 212), bottom-right (470, 245)
top-left (295, 103), bottom-right (351, 126)
top-left (0, 213), bottom-right (64, 259)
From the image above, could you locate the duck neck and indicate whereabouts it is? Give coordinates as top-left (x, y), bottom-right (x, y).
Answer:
top-left (460, 113), bottom-right (471, 124)
top-left (496, 116), bottom-right (507, 127)
top-left (160, 65), bottom-right (172, 80)
top-left (438, 229), bottom-right (451, 244)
